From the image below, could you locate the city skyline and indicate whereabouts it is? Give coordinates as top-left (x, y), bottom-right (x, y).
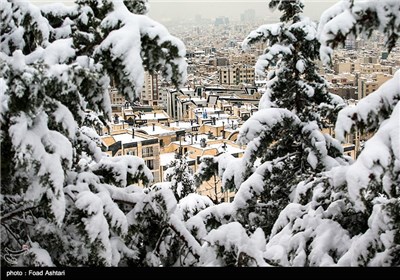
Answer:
top-left (31, 0), bottom-right (339, 23)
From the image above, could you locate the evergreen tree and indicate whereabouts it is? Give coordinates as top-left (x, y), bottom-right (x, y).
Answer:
top-left (231, 0), bottom-right (348, 235)
top-left (261, 0), bottom-right (400, 266)
top-left (0, 0), bottom-right (189, 266)
top-left (194, 153), bottom-right (240, 203)
top-left (164, 153), bottom-right (196, 201)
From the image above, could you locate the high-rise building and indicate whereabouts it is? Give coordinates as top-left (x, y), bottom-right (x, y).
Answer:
top-left (141, 71), bottom-right (160, 106)
top-left (240, 9), bottom-right (256, 22)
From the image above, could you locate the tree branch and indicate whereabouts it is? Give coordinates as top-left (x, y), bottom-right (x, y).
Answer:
top-left (0, 205), bottom-right (38, 224)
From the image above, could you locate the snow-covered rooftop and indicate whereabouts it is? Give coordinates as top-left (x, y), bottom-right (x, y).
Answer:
top-left (139, 125), bottom-right (175, 136)
top-left (113, 133), bottom-right (146, 144)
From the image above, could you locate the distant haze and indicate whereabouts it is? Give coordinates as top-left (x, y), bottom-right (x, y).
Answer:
top-left (32, 0), bottom-right (339, 23)
top-left (148, 0), bottom-right (338, 22)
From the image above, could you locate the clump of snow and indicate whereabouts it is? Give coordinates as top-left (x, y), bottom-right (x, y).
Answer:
top-left (92, 156), bottom-right (153, 187)
top-left (43, 39), bottom-right (76, 65)
top-left (335, 70), bottom-right (400, 142)
top-left (201, 222), bottom-right (267, 266)
top-left (296, 59), bottom-right (305, 74)
top-left (22, 242), bottom-right (55, 267)
top-left (96, 2), bottom-right (187, 100)
top-left (110, 237), bottom-right (138, 266)
top-left (238, 108), bottom-right (300, 146)
top-left (0, 78), bottom-right (9, 126)
top-left (178, 193), bottom-right (214, 220)
top-left (345, 103), bottom-right (399, 211)
top-left (317, 0), bottom-right (354, 64)
top-left (75, 191), bottom-right (112, 265)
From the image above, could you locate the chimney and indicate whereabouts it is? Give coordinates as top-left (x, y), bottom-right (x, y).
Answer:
top-left (152, 123), bottom-right (155, 131)
top-left (132, 128), bottom-right (135, 139)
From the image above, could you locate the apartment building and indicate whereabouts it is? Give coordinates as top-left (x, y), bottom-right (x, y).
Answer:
top-left (101, 129), bottom-right (161, 182)
top-left (141, 71), bottom-right (160, 106)
top-left (219, 64), bottom-right (255, 85)
top-left (358, 72), bottom-right (392, 99)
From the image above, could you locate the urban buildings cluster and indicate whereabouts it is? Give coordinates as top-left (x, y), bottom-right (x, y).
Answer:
top-left (102, 18), bottom-right (400, 202)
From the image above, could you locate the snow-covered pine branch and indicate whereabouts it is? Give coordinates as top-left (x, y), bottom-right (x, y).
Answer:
top-left (335, 70), bottom-right (400, 142)
top-left (318, 0), bottom-right (400, 65)
top-left (0, 0), bottom-right (188, 267)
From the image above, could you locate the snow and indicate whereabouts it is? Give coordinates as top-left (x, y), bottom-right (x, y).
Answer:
top-left (92, 156), bottom-right (154, 187)
top-left (201, 222), bottom-right (267, 266)
top-left (169, 214), bottom-right (202, 258)
top-left (255, 45), bottom-right (292, 76)
top-left (110, 237), bottom-right (138, 266)
top-left (112, 133), bottom-right (146, 144)
top-left (186, 203), bottom-right (233, 240)
top-left (242, 23), bottom-right (283, 52)
top-left (318, 0), bottom-right (400, 65)
top-left (53, 102), bottom-right (77, 139)
top-left (43, 38), bottom-right (76, 65)
top-left (96, 2), bottom-right (187, 100)
top-left (9, 112), bottom-right (72, 225)
top-left (75, 191), bottom-right (112, 265)
top-left (10, 50), bottom-right (26, 72)
top-left (302, 121), bottom-right (343, 170)
top-left (335, 70), bottom-right (400, 142)
top-left (238, 108), bottom-right (300, 167)
top-left (160, 153), bottom-right (178, 167)
top-left (178, 193), bottom-right (214, 219)
top-left (317, 0), bottom-right (354, 64)
top-left (97, 191), bottom-right (128, 235)
top-left (208, 143), bottom-right (244, 155)
top-left (296, 59), bottom-right (305, 74)
top-left (138, 125), bottom-right (173, 136)
top-left (25, 242), bottom-right (55, 267)
top-left (345, 103), bottom-right (400, 211)
top-left (0, 78), bottom-right (9, 125)
top-left (239, 108), bottom-right (298, 146)
top-left (232, 161), bottom-right (269, 209)
top-left (170, 121), bottom-right (195, 129)
top-left (220, 156), bottom-right (246, 190)
top-left (266, 203), bottom-right (352, 266)
top-left (291, 17), bottom-right (317, 41)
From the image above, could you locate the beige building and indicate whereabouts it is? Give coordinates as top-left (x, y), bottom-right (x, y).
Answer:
top-left (109, 87), bottom-right (126, 106)
top-left (141, 71), bottom-right (160, 106)
top-left (219, 64), bottom-right (255, 85)
top-left (230, 53), bottom-right (256, 66)
top-left (101, 129), bottom-right (161, 182)
top-left (358, 73), bottom-right (392, 99)
top-left (108, 71), bottom-right (161, 108)
top-left (334, 61), bottom-right (360, 74)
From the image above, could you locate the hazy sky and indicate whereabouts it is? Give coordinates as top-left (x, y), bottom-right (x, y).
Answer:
top-left (32, 0), bottom-right (339, 23)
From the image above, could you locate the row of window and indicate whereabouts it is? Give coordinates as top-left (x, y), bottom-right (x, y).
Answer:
top-left (124, 147), bottom-right (155, 157)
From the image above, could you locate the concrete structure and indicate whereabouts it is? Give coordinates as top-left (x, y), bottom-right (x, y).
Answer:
top-left (219, 64), bottom-right (255, 86)
top-left (101, 129), bottom-right (161, 182)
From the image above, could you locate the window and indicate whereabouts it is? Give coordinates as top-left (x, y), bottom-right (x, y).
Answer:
top-left (142, 146), bottom-right (154, 157)
top-left (126, 150), bottom-right (136, 156)
top-left (145, 159), bottom-right (154, 170)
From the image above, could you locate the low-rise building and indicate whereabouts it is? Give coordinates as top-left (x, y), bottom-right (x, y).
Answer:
top-left (101, 129), bottom-right (161, 182)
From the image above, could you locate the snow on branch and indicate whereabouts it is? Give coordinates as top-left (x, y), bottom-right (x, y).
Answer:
top-left (96, 2), bottom-right (187, 100)
top-left (91, 155), bottom-right (153, 187)
top-left (345, 103), bottom-right (400, 211)
top-left (335, 70), bottom-right (400, 142)
top-left (318, 0), bottom-right (400, 65)
top-left (238, 108), bottom-right (300, 146)
top-left (242, 23), bottom-right (283, 52)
